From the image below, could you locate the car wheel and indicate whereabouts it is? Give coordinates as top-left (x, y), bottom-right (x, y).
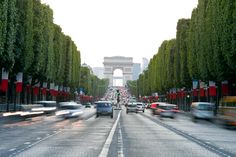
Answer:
top-left (192, 116), bottom-right (197, 122)
top-left (143, 110), bottom-right (144, 113)
top-left (96, 114), bottom-right (99, 118)
top-left (111, 114), bottom-right (113, 118)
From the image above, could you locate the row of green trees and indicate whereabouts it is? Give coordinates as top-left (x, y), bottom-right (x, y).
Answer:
top-left (137, 0), bottom-right (236, 97)
top-left (0, 0), bottom-right (80, 88)
top-left (0, 0), bottom-right (108, 103)
top-left (80, 66), bottom-right (109, 98)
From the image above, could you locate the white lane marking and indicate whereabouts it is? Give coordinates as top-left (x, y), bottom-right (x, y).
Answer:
top-left (99, 111), bottom-right (121, 157)
top-left (24, 142), bottom-right (31, 145)
top-left (8, 148), bottom-right (16, 152)
top-left (118, 122), bottom-right (124, 157)
top-left (9, 130), bottom-right (62, 157)
top-left (36, 137), bottom-right (41, 140)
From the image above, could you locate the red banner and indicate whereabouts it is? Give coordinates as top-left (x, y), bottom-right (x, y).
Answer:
top-left (200, 88), bottom-right (205, 97)
top-left (193, 89), bottom-right (198, 97)
top-left (221, 81), bottom-right (229, 96)
top-left (16, 82), bottom-right (23, 93)
top-left (33, 87), bottom-right (39, 96)
top-left (42, 88), bottom-right (47, 95)
top-left (1, 68), bottom-right (9, 92)
top-left (209, 86), bottom-right (216, 96)
top-left (16, 72), bottom-right (23, 93)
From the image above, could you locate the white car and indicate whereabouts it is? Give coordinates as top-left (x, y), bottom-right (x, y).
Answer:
top-left (126, 103), bottom-right (137, 114)
top-left (191, 102), bottom-right (215, 121)
top-left (56, 102), bottom-right (83, 118)
top-left (136, 102), bottom-right (145, 112)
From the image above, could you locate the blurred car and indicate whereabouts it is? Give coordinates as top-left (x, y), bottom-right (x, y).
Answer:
top-left (32, 101), bottom-right (57, 114)
top-left (83, 102), bottom-right (92, 108)
top-left (191, 102), bottom-right (215, 121)
top-left (95, 101), bottom-right (113, 118)
top-left (126, 103), bottom-right (137, 114)
top-left (56, 102), bottom-right (83, 118)
top-left (217, 96), bottom-right (236, 127)
top-left (136, 102), bottom-right (145, 112)
top-left (156, 103), bottom-right (178, 118)
top-left (150, 102), bottom-right (166, 115)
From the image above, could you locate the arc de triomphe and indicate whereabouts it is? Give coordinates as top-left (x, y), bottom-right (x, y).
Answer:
top-left (103, 56), bottom-right (133, 86)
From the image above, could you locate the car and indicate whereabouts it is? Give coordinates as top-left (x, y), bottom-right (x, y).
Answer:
top-left (95, 101), bottom-right (113, 118)
top-left (32, 101), bottom-right (57, 114)
top-left (191, 102), bottom-right (215, 122)
top-left (150, 102), bottom-right (166, 115)
top-left (126, 103), bottom-right (137, 114)
top-left (217, 96), bottom-right (236, 127)
top-left (56, 102), bottom-right (84, 118)
top-left (83, 102), bottom-right (92, 108)
top-left (156, 103), bottom-right (178, 119)
top-left (136, 102), bottom-right (145, 112)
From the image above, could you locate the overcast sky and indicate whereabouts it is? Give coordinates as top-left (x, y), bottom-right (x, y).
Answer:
top-left (41, 0), bottom-right (198, 68)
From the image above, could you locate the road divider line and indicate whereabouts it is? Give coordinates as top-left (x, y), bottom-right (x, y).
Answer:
top-left (118, 122), bottom-right (124, 157)
top-left (99, 110), bottom-right (121, 157)
top-left (9, 130), bottom-right (62, 157)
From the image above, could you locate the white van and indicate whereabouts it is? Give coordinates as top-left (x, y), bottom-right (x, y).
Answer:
top-left (191, 102), bottom-right (215, 121)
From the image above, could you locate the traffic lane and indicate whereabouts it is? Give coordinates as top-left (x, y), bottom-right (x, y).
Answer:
top-left (143, 109), bottom-right (236, 155)
top-left (0, 108), bottom-right (96, 157)
top-left (109, 110), bottom-right (218, 157)
top-left (13, 110), bottom-right (120, 157)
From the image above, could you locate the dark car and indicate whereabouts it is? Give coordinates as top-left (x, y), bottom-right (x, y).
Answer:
top-left (95, 101), bottom-right (113, 118)
top-left (83, 102), bottom-right (92, 108)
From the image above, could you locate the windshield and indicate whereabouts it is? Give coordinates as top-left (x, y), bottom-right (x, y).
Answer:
top-left (60, 105), bottom-right (81, 110)
top-left (96, 103), bottom-right (112, 108)
top-left (159, 106), bottom-right (174, 110)
top-left (128, 104), bottom-right (137, 107)
top-left (197, 104), bottom-right (214, 111)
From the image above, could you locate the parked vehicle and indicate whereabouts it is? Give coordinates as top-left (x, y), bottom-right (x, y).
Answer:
top-left (156, 103), bottom-right (178, 118)
top-left (217, 96), bottom-right (236, 127)
top-left (126, 103), bottom-right (137, 114)
top-left (95, 101), bottom-right (113, 118)
top-left (191, 102), bottom-right (215, 121)
top-left (56, 102), bottom-right (84, 118)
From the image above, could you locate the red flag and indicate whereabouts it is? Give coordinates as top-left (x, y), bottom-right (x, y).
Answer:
top-left (193, 89), bottom-right (198, 97)
top-left (1, 68), bottom-right (9, 92)
top-left (221, 81), bottom-right (229, 96)
top-left (16, 72), bottom-right (23, 93)
top-left (209, 81), bottom-right (216, 96)
top-left (33, 82), bottom-right (40, 96)
top-left (42, 82), bottom-right (47, 96)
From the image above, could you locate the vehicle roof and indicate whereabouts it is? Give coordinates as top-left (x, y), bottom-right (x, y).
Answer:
top-left (95, 101), bottom-right (112, 103)
top-left (192, 102), bottom-right (214, 105)
top-left (59, 102), bottom-right (82, 106)
top-left (34, 101), bottom-right (57, 103)
top-left (158, 103), bottom-right (176, 107)
top-left (151, 102), bottom-right (166, 105)
top-left (221, 96), bottom-right (236, 102)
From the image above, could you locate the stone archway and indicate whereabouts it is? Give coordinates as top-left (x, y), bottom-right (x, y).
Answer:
top-left (103, 56), bottom-right (133, 86)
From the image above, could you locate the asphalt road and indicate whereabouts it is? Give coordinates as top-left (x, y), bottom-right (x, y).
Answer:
top-left (0, 107), bottom-right (236, 157)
